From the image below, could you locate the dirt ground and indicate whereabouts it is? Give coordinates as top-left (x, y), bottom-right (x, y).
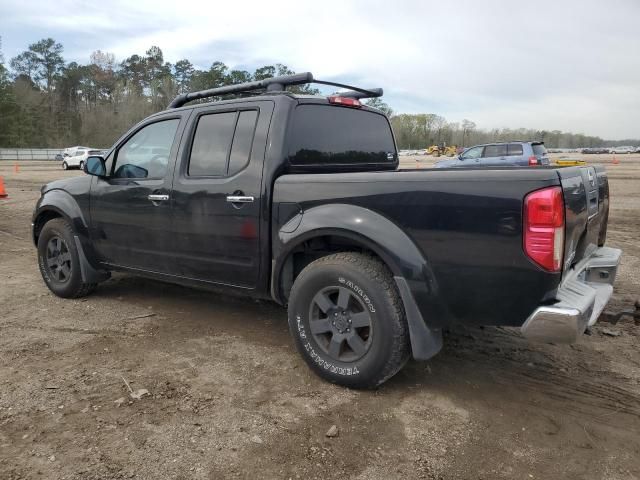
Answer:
top-left (0, 154), bottom-right (639, 480)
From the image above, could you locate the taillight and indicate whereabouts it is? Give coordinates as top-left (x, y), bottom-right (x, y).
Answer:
top-left (327, 96), bottom-right (361, 107)
top-left (528, 156), bottom-right (538, 166)
top-left (524, 186), bottom-right (564, 272)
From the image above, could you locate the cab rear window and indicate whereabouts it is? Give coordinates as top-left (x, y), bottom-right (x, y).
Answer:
top-left (288, 104), bottom-right (397, 171)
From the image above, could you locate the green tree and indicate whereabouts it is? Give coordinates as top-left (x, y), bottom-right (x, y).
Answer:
top-left (173, 59), bottom-right (194, 94)
top-left (365, 97), bottom-right (393, 117)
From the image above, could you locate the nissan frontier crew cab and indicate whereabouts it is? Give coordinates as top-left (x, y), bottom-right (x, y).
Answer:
top-left (32, 73), bottom-right (621, 388)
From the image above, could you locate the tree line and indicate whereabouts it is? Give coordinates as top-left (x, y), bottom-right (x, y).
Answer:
top-left (0, 37), bottom-right (318, 148)
top-left (388, 114), bottom-right (633, 150)
top-left (0, 37), bottom-right (637, 150)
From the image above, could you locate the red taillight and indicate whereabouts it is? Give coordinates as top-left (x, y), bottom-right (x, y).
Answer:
top-left (327, 96), bottom-right (361, 107)
top-left (528, 156), bottom-right (538, 166)
top-left (524, 186), bottom-right (564, 272)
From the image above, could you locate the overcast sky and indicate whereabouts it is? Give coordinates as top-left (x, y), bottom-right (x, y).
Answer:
top-left (1, 0), bottom-right (639, 139)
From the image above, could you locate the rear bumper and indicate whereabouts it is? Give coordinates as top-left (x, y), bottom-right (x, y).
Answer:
top-left (521, 246), bottom-right (621, 343)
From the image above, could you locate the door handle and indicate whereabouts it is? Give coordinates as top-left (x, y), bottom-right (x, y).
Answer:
top-left (226, 195), bottom-right (254, 203)
top-left (148, 194), bottom-right (170, 201)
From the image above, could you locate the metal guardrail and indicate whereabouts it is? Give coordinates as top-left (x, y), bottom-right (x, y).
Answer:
top-left (0, 149), bottom-right (65, 161)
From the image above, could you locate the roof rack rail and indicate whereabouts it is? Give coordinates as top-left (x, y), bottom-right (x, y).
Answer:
top-left (167, 72), bottom-right (383, 109)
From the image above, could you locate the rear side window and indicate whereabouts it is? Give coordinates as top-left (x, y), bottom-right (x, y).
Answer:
top-left (532, 144), bottom-right (547, 156)
top-left (188, 110), bottom-right (258, 177)
top-left (228, 111), bottom-right (258, 176)
top-left (483, 144), bottom-right (507, 157)
top-left (288, 105), bottom-right (397, 170)
top-left (507, 144), bottom-right (523, 156)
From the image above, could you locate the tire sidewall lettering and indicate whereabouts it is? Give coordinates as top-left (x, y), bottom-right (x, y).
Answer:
top-left (338, 276), bottom-right (376, 313)
top-left (295, 314), bottom-right (360, 377)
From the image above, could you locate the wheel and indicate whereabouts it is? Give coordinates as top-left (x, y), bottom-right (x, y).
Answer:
top-left (79, 161), bottom-right (85, 170)
top-left (288, 252), bottom-right (410, 388)
top-left (62, 161), bottom-right (68, 170)
top-left (37, 218), bottom-right (96, 298)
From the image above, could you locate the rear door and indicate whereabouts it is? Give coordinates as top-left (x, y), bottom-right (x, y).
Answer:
top-left (507, 143), bottom-right (526, 165)
top-left (480, 144), bottom-right (508, 166)
top-left (169, 100), bottom-right (274, 288)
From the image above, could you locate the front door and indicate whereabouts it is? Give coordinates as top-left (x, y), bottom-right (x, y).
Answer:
top-left (169, 100), bottom-right (274, 288)
top-left (90, 115), bottom-right (187, 274)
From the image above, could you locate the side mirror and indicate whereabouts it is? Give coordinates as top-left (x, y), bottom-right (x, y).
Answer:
top-left (85, 156), bottom-right (107, 177)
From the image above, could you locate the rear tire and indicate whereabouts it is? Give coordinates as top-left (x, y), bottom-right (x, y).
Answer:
top-left (288, 252), bottom-right (410, 389)
top-left (37, 218), bottom-right (96, 298)
top-left (79, 161), bottom-right (85, 170)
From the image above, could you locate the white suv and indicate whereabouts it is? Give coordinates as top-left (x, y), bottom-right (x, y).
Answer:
top-left (609, 146), bottom-right (635, 154)
top-left (61, 147), bottom-right (103, 170)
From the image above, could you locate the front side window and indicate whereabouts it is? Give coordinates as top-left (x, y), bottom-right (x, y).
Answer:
top-left (460, 146), bottom-right (483, 159)
top-left (113, 119), bottom-right (179, 179)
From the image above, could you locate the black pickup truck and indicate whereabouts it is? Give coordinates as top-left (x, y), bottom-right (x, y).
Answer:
top-left (32, 73), bottom-right (621, 388)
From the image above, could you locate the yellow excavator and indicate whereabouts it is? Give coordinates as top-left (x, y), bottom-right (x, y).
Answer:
top-left (426, 145), bottom-right (457, 157)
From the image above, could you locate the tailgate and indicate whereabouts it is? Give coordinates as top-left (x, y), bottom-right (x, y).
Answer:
top-left (557, 165), bottom-right (610, 274)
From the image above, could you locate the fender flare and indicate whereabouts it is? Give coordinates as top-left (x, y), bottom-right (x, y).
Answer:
top-left (273, 203), bottom-right (445, 360)
top-left (33, 189), bottom-right (90, 244)
top-left (33, 189), bottom-right (109, 283)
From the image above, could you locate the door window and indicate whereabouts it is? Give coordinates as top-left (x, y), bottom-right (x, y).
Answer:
top-left (507, 144), bottom-right (524, 156)
top-left (188, 110), bottom-right (258, 177)
top-left (228, 111), bottom-right (258, 176)
top-left (113, 119), bottom-right (180, 179)
top-left (460, 146), bottom-right (483, 160)
top-left (483, 144), bottom-right (508, 157)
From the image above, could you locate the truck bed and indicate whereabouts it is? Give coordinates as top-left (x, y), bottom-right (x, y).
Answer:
top-left (273, 166), bottom-right (608, 329)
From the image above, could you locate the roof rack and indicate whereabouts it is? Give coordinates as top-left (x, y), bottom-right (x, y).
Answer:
top-left (167, 72), bottom-right (383, 109)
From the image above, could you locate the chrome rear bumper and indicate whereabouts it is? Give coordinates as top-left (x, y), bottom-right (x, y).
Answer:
top-left (521, 246), bottom-right (621, 343)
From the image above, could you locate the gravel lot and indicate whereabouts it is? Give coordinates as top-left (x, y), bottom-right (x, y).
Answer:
top-left (1, 154), bottom-right (639, 480)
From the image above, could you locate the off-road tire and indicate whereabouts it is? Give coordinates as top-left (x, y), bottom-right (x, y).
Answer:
top-left (37, 218), bottom-right (96, 298)
top-left (288, 252), bottom-right (410, 388)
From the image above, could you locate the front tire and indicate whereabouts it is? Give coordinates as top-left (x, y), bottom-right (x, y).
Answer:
top-left (62, 161), bottom-right (68, 170)
top-left (37, 218), bottom-right (96, 298)
top-left (288, 253), bottom-right (410, 388)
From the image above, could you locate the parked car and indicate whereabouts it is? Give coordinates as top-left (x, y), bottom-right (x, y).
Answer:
top-left (32, 73), bottom-right (620, 388)
top-left (61, 147), bottom-right (103, 170)
top-left (581, 148), bottom-right (609, 154)
top-left (435, 141), bottom-right (550, 168)
top-left (609, 146), bottom-right (635, 154)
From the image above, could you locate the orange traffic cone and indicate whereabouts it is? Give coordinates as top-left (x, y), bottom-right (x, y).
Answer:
top-left (0, 176), bottom-right (7, 198)
top-left (612, 154), bottom-right (619, 165)
top-left (13, 162), bottom-right (19, 173)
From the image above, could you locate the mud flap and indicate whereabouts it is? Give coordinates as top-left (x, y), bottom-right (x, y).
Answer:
top-left (73, 236), bottom-right (110, 284)
top-left (394, 276), bottom-right (443, 360)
